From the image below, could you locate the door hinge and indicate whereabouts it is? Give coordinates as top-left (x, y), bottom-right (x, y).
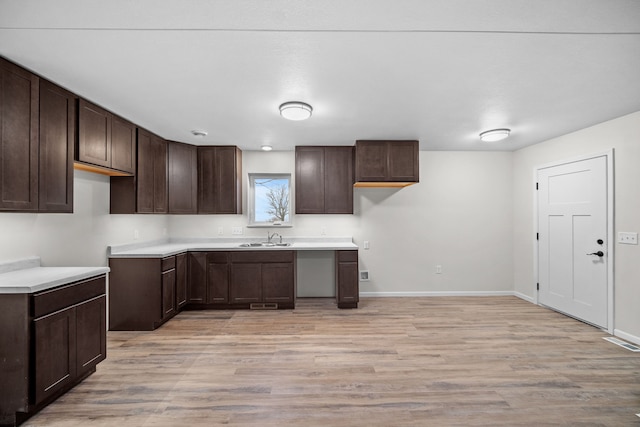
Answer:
top-left (536, 233), bottom-right (539, 241)
top-left (537, 282), bottom-right (539, 291)
top-left (536, 182), bottom-right (539, 190)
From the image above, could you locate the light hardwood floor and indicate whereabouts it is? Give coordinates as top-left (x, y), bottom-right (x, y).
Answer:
top-left (25, 297), bottom-right (640, 426)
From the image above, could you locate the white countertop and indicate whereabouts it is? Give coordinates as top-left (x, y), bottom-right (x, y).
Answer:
top-left (108, 237), bottom-right (359, 258)
top-left (0, 257), bottom-right (110, 294)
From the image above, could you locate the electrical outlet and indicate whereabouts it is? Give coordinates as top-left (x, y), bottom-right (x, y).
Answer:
top-left (321, 227), bottom-right (327, 236)
top-left (134, 229), bottom-right (139, 240)
top-left (217, 226), bottom-right (224, 235)
top-left (436, 265), bottom-right (442, 274)
top-left (618, 232), bottom-right (638, 245)
top-left (363, 241), bottom-right (370, 250)
top-left (232, 226), bottom-right (243, 235)
top-left (360, 270), bottom-right (370, 281)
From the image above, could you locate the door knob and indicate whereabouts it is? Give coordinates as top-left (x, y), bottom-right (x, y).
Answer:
top-left (587, 251), bottom-right (604, 257)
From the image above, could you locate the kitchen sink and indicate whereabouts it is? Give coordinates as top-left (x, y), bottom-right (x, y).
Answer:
top-left (238, 242), bottom-right (291, 248)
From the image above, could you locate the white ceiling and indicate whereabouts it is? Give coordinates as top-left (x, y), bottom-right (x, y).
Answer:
top-left (1, 0), bottom-right (639, 151)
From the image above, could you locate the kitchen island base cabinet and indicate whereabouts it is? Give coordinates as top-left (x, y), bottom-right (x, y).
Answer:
top-left (0, 275), bottom-right (106, 427)
top-left (109, 254), bottom-right (186, 331)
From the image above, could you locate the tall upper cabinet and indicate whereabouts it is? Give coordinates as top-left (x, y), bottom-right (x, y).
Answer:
top-left (168, 141), bottom-right (197, 214)
top-left (77, 99), bottom-right (136, 176)
top-left (110, 128), bottom-right (167, 214)
top-left (198, 146), bottom-right (242, 214)
top-left (1, 58), bottom-right (75, 213)
top-left (0, 57), bottom-right (39, 211)
top-left (295, 146), bottom-right (353, 214)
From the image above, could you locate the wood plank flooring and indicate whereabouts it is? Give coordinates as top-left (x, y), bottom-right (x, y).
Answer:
top-left (24, 297), bottom-right (640, 426)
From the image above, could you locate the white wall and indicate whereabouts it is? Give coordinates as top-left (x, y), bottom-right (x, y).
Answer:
top-left (0, 170), bottom-right (168, 267)
top-left (170, 150), bottom-right (514, 295)
top-left (512, 111), bottom-right (640, 342)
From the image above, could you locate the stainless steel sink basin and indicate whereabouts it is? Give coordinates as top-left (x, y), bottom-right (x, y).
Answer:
top-left (238, 242), bottom-right (291, 248)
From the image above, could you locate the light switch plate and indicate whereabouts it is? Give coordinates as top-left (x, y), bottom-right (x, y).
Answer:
top-left (232, 226), bottom-right (243, 235)
top-left (618, 232), bottom-right (638, 245)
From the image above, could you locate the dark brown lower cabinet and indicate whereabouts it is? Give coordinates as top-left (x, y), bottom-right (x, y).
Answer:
top-left (109, 253), bottom-right (186, 331)
top-left (336, 250), bottom-right (359, 308)
top-left (0, 275), bottom-right (106, 427)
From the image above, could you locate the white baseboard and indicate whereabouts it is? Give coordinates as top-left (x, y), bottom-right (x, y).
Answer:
top-left (360, 291), bottom-right (515, 298)
top-left (513, 291), bottom-right (535, 303)
top-left (613, 329), bottom-right (640, 346)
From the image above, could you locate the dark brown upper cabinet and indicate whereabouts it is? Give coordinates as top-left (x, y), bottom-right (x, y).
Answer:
top-left (197, 146), bottom-right (242, 214)
top-left (354, 140), bottom-right (419, 187)
top-left (110, 128), bottom-right (167, 214)
top-left (295, 146), bottom-right (353, 214)
top-left (168, 141), bottom-right (197, 214)
top-left (0, 57), bottom-right (39, 211)
top-left (39, 80), bottom-right (75, 213)
top-left (77, 99), bottom-right (136, 176)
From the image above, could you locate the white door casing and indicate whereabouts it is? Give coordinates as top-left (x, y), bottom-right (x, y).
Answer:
top-left (536, 152), bottom-right (613, 330)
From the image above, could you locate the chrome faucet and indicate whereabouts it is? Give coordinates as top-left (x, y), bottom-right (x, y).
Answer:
top-left (267, 232), bottom-right (281, 244)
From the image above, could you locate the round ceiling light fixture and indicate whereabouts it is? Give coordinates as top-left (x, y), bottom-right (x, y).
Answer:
top-left (191, 129), bottom-right (208, 137)
top-left (479, 128), bottom-right (511, 142)
top-left (261, 144), bottom-right (273, 151)
top-left (279, 101), bottom-right (313, 121)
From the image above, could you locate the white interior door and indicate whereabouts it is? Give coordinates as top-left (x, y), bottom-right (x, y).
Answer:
top-left (537, 155), bottom-right (609, 328)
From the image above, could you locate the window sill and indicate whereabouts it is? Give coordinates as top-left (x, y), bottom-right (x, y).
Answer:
top-left (246, 224), bottom-right (293, 228)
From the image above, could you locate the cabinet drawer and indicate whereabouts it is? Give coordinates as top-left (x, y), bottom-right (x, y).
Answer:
top-left (337, 250), bottom-right (358, 262)
top-left (207, 252), bottom-right (229, 263)
top-left (161, 256), bottom-right (176, 271)
top-left (231, 250), bottom-right (294, 263)
top-left (32, 275), bottom-right (106, 318)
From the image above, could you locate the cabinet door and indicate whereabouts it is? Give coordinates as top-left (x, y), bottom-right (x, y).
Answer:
top-left (153, 136), bottom-right (168, 213)
top-left (110, 115), bottom-right (136, 174)
top-left (0, 58), bottom-right (39, 211)
top-left (388, 141), bottom-right (419, 182)
top-left (230, 263), bottom-right (262, 303)
top-left (75, 295), bottom-right (106, 377)
top-left (324, 147), bottom-right (353, 214)
top-left (336, 251), bottom-right (359, 308)
top-left (168, 141), bottom-right (197, 213)
top-left (207, 252), bottom-right (229, 304)
top-left (355, 141), bottom-right (387, 182)
top-left (33, 307), bottom-right (76, 405)
top-left (198, 146), bottom-right (241, 214)
top-left (137, 129), bottom-right (167, 213)
top-left (162, 269), bottom-right (176, 320)
top-left (175, 253), bottom-right (188, 310)
top-left (295, 146), bottom-right (324, 214)
top-left (187, 252), bottom-right (207, 304)
top-left (262, 263), bottom-right (294, 304)
top-left (39, 79), bottom-right (75, 213)
top-left (78, 99), bottom-right (111, 168)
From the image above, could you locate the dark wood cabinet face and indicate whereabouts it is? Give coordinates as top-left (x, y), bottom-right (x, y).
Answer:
top-left (33, 307), bottom-right (76, 405)
top-left (38, 80), bottom-right (75, 213)
top-left (197, 146), bottom-right (241, 214)
top-left (75, 295), bottom-right (106, 376)
top-left (355, 140), bottom-right (419, 184)
top-left (78, 99), bottom-right (111, 168)
top-left (110, 116), bottom-right (136, 174)
top-left (336, 251), bottom-right (359, 308)
top-left (295, 146), bottom-right (353, 214)
top-left (262, 263), bottom-right (294, 303)
top-left (162, 269), bottom-right (176, 320)
top-left (136, 129), bottom-right (167, 213)
top-left (208, 262), bottom-right (229, 304)
top-left (153, 137), bottom-right (167, 213)
top-left (230, 263), bottom-right (262, 303)
top-left (168, 141), bottom-right (197, 214)
top-left (176, 253), bottom-right (187, 309)
top-left (187, 252), bottom-right (207, 304)
top-left (0, 57), bottom-right (39, 211)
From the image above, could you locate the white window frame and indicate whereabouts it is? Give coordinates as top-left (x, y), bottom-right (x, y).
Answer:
top-left (247, 173), bottom-right (293, 228)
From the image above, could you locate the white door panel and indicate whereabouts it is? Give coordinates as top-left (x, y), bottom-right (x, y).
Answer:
top-left (538, 156), bottom-right (608, 328)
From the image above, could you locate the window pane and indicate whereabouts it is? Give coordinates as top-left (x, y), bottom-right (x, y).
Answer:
top-left (254, 177), bottom-right (290, 223)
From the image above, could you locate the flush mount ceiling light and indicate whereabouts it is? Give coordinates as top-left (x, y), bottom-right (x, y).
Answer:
top-left (191, 129), bottom-right (208, 137)
top-left (279, 101), bottom-right (312, 121)
top-left (479, 128), bottom-right (511, 142)
top-left (261, 144), bottom-right (273, 151)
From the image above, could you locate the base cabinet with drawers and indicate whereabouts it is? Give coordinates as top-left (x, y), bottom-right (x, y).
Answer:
top-left (0, 275), bottom-right (107, 427)
top-left (108, 253), bottom-right (187, 331)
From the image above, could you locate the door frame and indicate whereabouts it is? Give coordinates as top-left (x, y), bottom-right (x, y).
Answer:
top-left (532, 149), bottom-right (615, 333)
